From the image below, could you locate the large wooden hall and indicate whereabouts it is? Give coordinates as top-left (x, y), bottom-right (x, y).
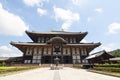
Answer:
top-left (10, 30), bottom-right (101, 64)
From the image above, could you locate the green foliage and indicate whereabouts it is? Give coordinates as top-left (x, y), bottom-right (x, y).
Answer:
top-left (0, 62), bottom-right (6, 67)
top-left (109, 49), bottom-right (120, 57)
top-left (94, 64), bottom-right (120, 73)
top-left (2, 62), bottom-right (6, 67)
top-left (73, 64), bottom-right (82, 68)
top-left (94, 67), bottom-right (120, 73)
top-left (95, 64), bottom-right (120, 68)
top-left (0, 66), bottom-right (40, 74)
top-left (117, 61), bottom-right (120, 64)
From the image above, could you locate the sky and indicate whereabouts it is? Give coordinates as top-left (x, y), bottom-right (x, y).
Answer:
top-left (0, 0), bottom-right (120, 57)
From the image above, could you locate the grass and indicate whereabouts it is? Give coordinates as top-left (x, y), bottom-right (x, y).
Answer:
top-left (72, 64), bottom-right (120, 77)
top-left (91, 64), bottom-right (120, 77)
top-left (0, 66), bottom-right (40, 76)
top-left (72, 64), bottom-right (83, 69)
top-left (89, 69), bottom-right (120, 77)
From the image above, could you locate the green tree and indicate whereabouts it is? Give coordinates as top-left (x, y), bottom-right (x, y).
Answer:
top-left (2, 62), bottom-right (6, 67)
top-left (110, 49), bottom-right (120, 57)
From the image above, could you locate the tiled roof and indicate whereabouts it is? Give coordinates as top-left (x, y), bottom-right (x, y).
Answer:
top-left (26, 30), bottom-right (88, 35)
top-left (0, 57), bottom-right (9, 61)
top-left (67, 42), bottom-right (101, 46)
top-left (11, 42), bottom-right (46, 46)
top-left (25, 31), bottom-right (88, 43)
top-left (86, 50), bottom-right (113, 60)
top-left (109, 57), bottom-right (120, 61)
top-left (11, 42), bottom-right (101, 46)
top-left (86, 51), bottom-right (104, 60)
top-left (0, 57), bottom-right (22, 61)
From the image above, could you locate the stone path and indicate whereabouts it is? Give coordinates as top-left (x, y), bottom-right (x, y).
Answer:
top-left (59, 67), bottom-right (120, 80)
top-left (0, 67), bottom-right (120, 80)
top-left (53, 70), bottom-right (61, 80)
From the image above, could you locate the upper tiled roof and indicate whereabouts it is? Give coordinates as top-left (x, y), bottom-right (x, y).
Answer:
top-left (26, 30), bottom-right (88, 35)
top-left (26, 30), bottom-right (88, 42)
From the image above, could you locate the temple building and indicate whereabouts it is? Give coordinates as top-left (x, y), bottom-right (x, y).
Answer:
top-left (10, 30), bottom-right (101, 64)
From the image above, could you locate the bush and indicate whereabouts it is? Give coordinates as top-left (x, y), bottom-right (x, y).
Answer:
top-left (2, 62), bottom-right (6, 67)
top-left (0, 66), bottom-right (40, 74)
top-left (73, 64), bottom-right (82, 68)
top-left (94, 67), bottom-right (120, 73)
top-left (82, 64), bottom-right (93, 69)
top-left (94, 64), bottom-right (120, 73)
top-left (95, 64), bottom-right (120, 68)
top-left (0, 62), bottom-right (6, 67)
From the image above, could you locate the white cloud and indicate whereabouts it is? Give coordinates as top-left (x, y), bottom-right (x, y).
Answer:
top-left (23, 0), bottom-right (49, 7)
top-left (62, 20), bottom-right (73, 30)
top-left (71, 0), bottom-right (88, 7)
top-left (0, 3), bottom-right (29, 36)
top-left (81, 39), bottom-right (87, 43)
top-left (87, 17), bottom-right (91, 22)
top-left (53, 6), bottom-right (80, 30)
top-left (0, 45), bottom-right (22, 57)
top-left (91, 43), bottom-right (120, 54)
top-left (37, 8), bottom-right (47, 16)
top-left (91, 43), bottom-right (118, 54)
top-left (95, 8), bottom-right (103, 13)
top-left (101, 43), bottom-right (119, 52)
top-left (108, 22), bottom-right (120, 34)
top-left (0, 3), bottom-right (2, 8)
top-left (23, 0), bottom-right (42, 7)
top-left (72, 0), bottom-right (81, 6)
top-left (0, 46), bottom-right (12, 53)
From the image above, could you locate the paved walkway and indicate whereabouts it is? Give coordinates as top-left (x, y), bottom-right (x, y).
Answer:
top-left (0, 67), bottom-right (120, 80)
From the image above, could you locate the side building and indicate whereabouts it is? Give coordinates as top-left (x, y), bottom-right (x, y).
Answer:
top-left (10, 30), bottom-right (101, 64)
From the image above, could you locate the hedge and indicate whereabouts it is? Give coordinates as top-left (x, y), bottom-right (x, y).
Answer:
top-left (0, 66), bottom-right (40, 74)
top-left (94, 64), bottom-right (120, 73)
top-left (0, 62), bottom-right (6, 67)
top-left (94, 67), bottom-right (120, 73)
top-left (95, 64), bottom-right (120, 68)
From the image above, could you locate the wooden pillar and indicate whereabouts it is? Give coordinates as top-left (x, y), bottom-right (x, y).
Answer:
top-left (23, 47), bottom-right (27, 63)
top-left (31, 47), bottom-right (33, 64)
top-left (61, 44), bottom-right (63, 64)
top-left (80, 48), bottom-right (83, 64)
top-left (79, 48), bottom-right (81, 64)
top-left (51, 44), bottom-right (53, 64)
top-left (70, 47), bottom-right (72, 64)
top-left (41, 47), bottom-right (44, 64)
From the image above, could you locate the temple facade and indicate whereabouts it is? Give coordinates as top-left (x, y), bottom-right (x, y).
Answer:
top-left (10, 30), bottom-right (101, 64)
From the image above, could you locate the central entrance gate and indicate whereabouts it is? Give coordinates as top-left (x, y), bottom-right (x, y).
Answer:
top-left (41, 37), bottom-right (72, 64)
top-left (41, 55), bottom-right (72, 64)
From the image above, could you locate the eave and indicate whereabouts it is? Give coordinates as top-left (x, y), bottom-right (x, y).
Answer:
top-left (25, 30), bottom-right (88, 42)
top-left (10, 41), bottom-right (101, 54)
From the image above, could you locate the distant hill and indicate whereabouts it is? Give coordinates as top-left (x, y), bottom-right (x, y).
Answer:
top-left (109, 49), bottom-right (120, 57)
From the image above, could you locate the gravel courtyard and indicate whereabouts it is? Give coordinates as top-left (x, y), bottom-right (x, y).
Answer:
top-left (0, 67), bottom-right (120, 80)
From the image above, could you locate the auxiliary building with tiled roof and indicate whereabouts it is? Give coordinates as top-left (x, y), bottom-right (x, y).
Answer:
top-left (10, 30), bottom-right (101, 64)
top-left (86, 50), bottom-right (114, 63)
